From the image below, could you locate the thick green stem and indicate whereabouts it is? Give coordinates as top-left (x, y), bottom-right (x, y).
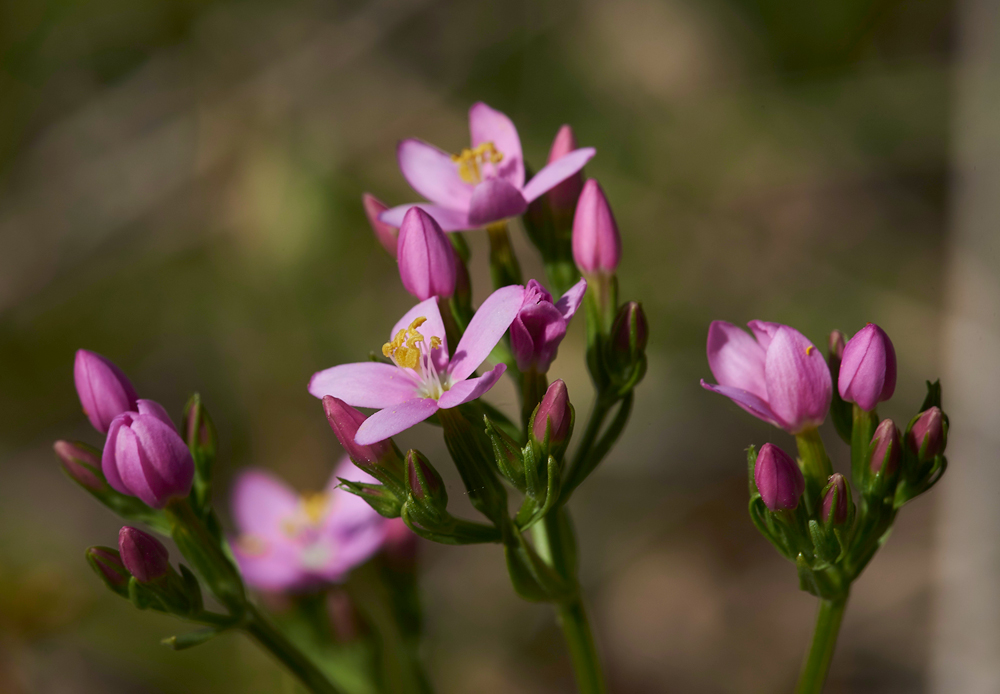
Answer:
top-left (486, 222), bottom-right (523, 288)
top-left (246, 604), bottom-right (343, 694)
top-left (795, 428), bottom-right (834, 517)
top-left (795, 596), bottom-right (848, 694)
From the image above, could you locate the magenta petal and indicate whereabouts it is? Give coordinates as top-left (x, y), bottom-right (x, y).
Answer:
top-left (114, 424), bottom-right (160, 507)
top-left (467, 178), bottom-right (528, 227)
top-left (700, 380), bottom-right (784, 428)
top-left (554, 278), bottom-right (588, 321)
top-left (128, 416), bottom-right (195, 505)
top-left (747, 320), bottom-right (782, 350)
top-left (231, 469), bottom-right (300, 540)
top-left (232, 537), bottom-right (306, 592)
top-left (706, 321), bottom-right (768, 400)
top-left (468, 102), bottom-right (524, 188)
top-left (381, 204), bottom-right (472, 232)
top-left (397, 139), bottom-right (473, 209)
top-left (838, 323), bottom-right (896, 411)
top-left (354, 398), bottom-right (440, 445)
top-left (102, 417), bottom-right (129, 494)
top-left (449, 285), bottom-right (526, 382)
top-left (764, 327), bottom-right (832, 433)
top-left (309, 362), bottom-right (418, 408)
top-left (522, 148), bottom-right (596, 203)
top-left (439, 364), bottom-right (507, 409)
top-left (136, 399), bottom-right (176, 431)
top-left (391, 296), bottom-right (449, 371)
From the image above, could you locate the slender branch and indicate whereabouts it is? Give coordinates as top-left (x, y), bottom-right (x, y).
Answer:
top-left (245, 604), bottom-right (344, 694)
top-left (794, 596), bottom-right (848, 694)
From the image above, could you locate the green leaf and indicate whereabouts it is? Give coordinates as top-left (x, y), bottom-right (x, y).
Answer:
top-left (162, 628), bottom-right (222, 650)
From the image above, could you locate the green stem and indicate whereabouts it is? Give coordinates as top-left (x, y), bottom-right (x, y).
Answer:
top-left (795, 429), bottom-right (834, 517)
top-left (245, 604), bottom-right (343, 694)
top-left (486, 221), bottom-right (523, 288)
top-left (521, 369), bottom-right (548, 431)
top-left (794, 596), bottom-right (848, 694)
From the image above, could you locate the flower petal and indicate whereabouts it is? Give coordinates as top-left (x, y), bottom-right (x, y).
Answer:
top-left (231, 469), bottom-right (301, 540)
top-left (438, 364), bottom-right (507, 409)
top-left (380, 203), bottom-right (473, 232)
top-left (764, 327), bottom-right (832, 434)
top-left (232, 537), bottom-right (306, 592)
top-left (522, 148), bottom-right (596, 203)
top-left (554, 277), bottom-right (588, 321)
top-left (467, 178), bottom-right (528, 227)
top-left (354, 398), bottom-right (440, 445)
top-left (747, 320), bottom-right (782, 350)
top-left (469, 102), bottom-right (524, 188)
top-left (397, 139), bottom-right (473, 209)
top-left (449, 285), bottom-right (526, 382)
top-left (136, 399), bottom-right (176, 431)
top-left (391, 296), bottom-right (449, 371)
top-left (308, 362), bottom-right (418, 408)
top-left (700, 380), bottom-right (784, 428)
top-left (706, 321), bottom-right (768, 400)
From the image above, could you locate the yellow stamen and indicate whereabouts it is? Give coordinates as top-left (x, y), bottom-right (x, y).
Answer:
top-left (302, 492), bottom-right (329, 524)
top-left (452, 142), bottom-right (503, 184)
top-left (383, 317), bottom-right (440, 370)
top-left (806, 345), bottom-right (815, 356)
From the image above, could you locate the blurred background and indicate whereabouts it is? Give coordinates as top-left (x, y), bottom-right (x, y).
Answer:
top-left (2, 0), bottom-right (996, 692)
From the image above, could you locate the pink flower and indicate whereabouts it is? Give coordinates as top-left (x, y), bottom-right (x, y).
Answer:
top-left (380, 103), bottom-right (596, 231)
top-left (701, 320), bottom-right (832, 434)
top-left (510, 278), bottom-right (587, 372)
top-left (230, 458), bottom-right (389, 592)
top-left (309, 285), bottom-right (524, 444)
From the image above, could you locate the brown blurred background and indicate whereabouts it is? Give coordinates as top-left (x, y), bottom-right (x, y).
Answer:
top-left (2, 0), bottom-right (995, 692)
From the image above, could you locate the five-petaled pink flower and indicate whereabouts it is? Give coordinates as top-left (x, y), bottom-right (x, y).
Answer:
top-left (231, 457), bottom-right (392, 592)
top-left (701, 320), bottom-right (832, 434)
top-left (308, 285), bottom-right (525, 444)
top-left (379, 103), bottom-right (596, 231)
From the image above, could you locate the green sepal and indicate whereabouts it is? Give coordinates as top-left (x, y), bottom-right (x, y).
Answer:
top-left (400, 502), bottom-right (501, 545)
top-left (439, 408), bottom-right (508, 525)
top-left (748, 497), bottom-right (795, 560)
top-left (485, 415), bottom-right (526, 491)
top-left (162, 628), bottom-right (222, 650)
top-left (503, 528), bottom-right (573, 603)
top-left (179, 564), bottom-right (204, 614)
top-left (128, 577), bottom-right (163, 612)
top-left (850, 406), bottom-right (879, 493)
top-left (514, 455), bottom-right (562, 532)
top-left (808, 520), bottom-right (839, 565)
top-left (747, 445), bottom-right (758, 497)
top-left (920, 379), bottom-right (943, 411)
top-left (338, 479), bottom-right (403, 518)
top-left (183, 393), bottom-right (217, 514)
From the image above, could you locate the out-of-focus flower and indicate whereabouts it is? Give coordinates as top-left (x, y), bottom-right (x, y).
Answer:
top-left (546, 125), bottom-right (586, 219)
top-left (118, 526), bottom-right (170, 583)
top-left (532, 379), bottom-right (571, 444)
top-left (396, 207), bottom-right (457, 300)
top-left (869, 419), bottom-right (902, 475)
top-left (102, 401), bottom-right (194, 508)
top-left (363, 193), bottom-right (399, 257)
top-left (754, 443), bottom-right (805, 511)
top-left (510, 278), bottom-right (587, 372)
top-left (908, 407), bottom-right (946, 461)
top-left (701, 321), bottom-right (832, 434)
top-left (380, 103), bottom-right (596, 231)
top-left (230, 458), bottom-right (389, 592)
top-left (54, 441), bottom-right (104, 491)
top-left (572, 179), bottom-right (621, 278)
top-left (309, 285), bottom-right (524, 444)
top-left (74, 350), bottom-right (139, 433)
top-left (838, 323), bottom-right (897, 411)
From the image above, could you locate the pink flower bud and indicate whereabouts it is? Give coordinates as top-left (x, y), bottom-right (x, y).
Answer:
top-left (869, 418), bottom-right (902, 475)
top-left (532, 379), bottom-right (571, 444)
top-left (405, 449), bottom-right (446, 505)
top-left (838, 323), bottom-right (897, 411)
top-left (546, 125), bottom-right (585, 217)
top-left (102, 410), bottom-right (194, 508)
top-left (118, 526), bottom-right (170, 583)
top-left (821, 473), bottom-right (849, 525)
top-left (754, 443), bottom-right (805, 511)
top-left (54, 440), bottom-right (104, 491)
top-left (572, 179), bottom-right (621, 277)
top-left (611, 301), bottom-right (649, 366)
top-left (396, 207), bottom-right (456, 300)
top-left (510, 279), bottom-right (586, 372)
top-left (74, 350), bottom-right (139, 433)
top-left (323, 396), bottom-right (394, 468)
top-left (908, 406), bottom-right (946, 460)
top-left (86, 546), bottom-right (130, 592)
top-left (363, 193), bottom-right (399, 258)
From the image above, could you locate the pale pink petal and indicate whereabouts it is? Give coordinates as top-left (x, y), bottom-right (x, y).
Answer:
top-left (706, 321), bottom-right (768, 400)
top-left (231, 469), bottom-right (300, 539)
top-left (380, 203), bottom-right (473, 232)
top-left (308, 362), bottom-right (418, 408)
top-left (700, 380), bottom-right (784, 429)
top-left (449, 285), bottom-right (526, 382)
top-left (522, 148), bottom-right (596, 203)
top-left (764, 327), bottom-right (832, 434)
top-left (136, 399), bottom-right (176, 431)
top-left (467, 178), bottom-right (527, 227)
top-left (438, 364), bottom-right (506, 408)
top-left (468, 102), bottom-right (524, 188)
top-left (232, 537), bottom-right (306, 592)
top-left (354, 398), bottom-right (441, 445)
top-left (391, 296), bottom-right (449, 371)
top-left (747, 320), bottom-right (782, 350)
top-left (554, 278), bottom-right (588, 321)
top-left (397, 139), bottom-right (473, 209)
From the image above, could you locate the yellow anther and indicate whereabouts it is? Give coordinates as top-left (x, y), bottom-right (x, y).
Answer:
top-left (383, 317), bottom-right (439, 371)
top-left (301, 492), bottom-right (329, 524)
top-left (806, 345), bottom-right (815, 356)
top-left (452, 142), bottom-right (504, 184)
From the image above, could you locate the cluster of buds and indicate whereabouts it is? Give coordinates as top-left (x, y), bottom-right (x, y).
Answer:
top-left (706, 322), bottom-right (948, 601)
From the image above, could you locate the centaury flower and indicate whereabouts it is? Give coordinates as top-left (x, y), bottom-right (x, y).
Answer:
top-left (510, 278), bottom-right (587, 372)
top-left (309, 285), bottom-right (524, 444)
top-left (380, 103), bottom-right (596, 231)
top-left (231, 458), bottom-right (391, 592)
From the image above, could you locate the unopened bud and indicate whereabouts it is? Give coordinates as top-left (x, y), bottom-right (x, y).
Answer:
top-left (821, 473), bottom-right (849, 525)
top-left (54, 441), bottom-right (104, 491)
top-left (869, 418), bottom-right (902, 475)
top-left (86, 546), bottom-right (130, 596)
top-left (118, 526), bottom-right (170, 583)
top-left (532, 380), bottom-right (572, 445)
top-left (405, 449), bottom-right (447, 507)
top-left (611, 301), bottom-right (648, 367)
top-left (839, 323), bottom-right (897, 412)
top-left (323, 396), bottom-right (395, 470)
top-left (828, 330), bottom-right (846, 361)
top-left (183, 394), bottom-right (217, 461)
top-left (572, 179), bottom-right (621, 278)
top-left (754, 443), bottom-right (805, 511)
top-left (908, 406), bottom-right (946, 461)
top-left (74, 349), bottom-right (139, 434)
top-left (397, 207), bottom-right (456, 300)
